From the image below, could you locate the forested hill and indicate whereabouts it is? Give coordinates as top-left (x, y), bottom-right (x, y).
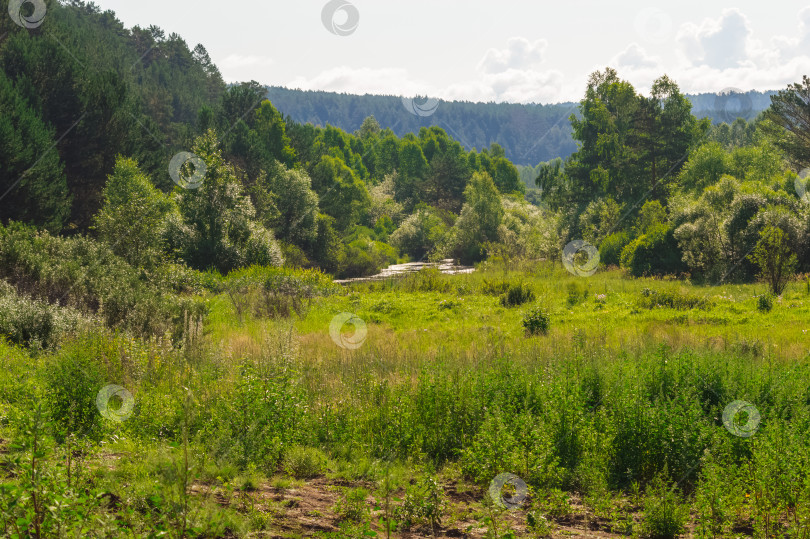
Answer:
top-left (266, 87), bottom-right (579, 166)
top-left (266, 86), bottom-right (777, 165)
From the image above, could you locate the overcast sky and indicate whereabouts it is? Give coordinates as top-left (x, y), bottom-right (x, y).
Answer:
top-left (94, 0), bottom-right (810, 104)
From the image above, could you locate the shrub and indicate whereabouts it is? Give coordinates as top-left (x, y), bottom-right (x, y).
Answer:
top-left (757, 293), bottom-right (774, 312)
top-left (0, 222), bottom-right (200, 340)
top-left (334, 488), bottom-right (369, 522)
top-left (279, 242), bottom-right (310, 269)
top-left (566, 282), bottom-right (588, 306)
top-left (208, 363), bottom-right (307, 470)
top-left (534, 488), bottom-right (574, 519)
top-left (500, 283), bottom-right (535, 307)
top-left (637, 288), bottom-right (711, 310)
top-left (223, 266), bottom-right (339, 320)
top-left (339, 239), bottom-right (397, 279)
top-left (481, 278), bottom-right (510, 296)
top-left (394, 477), bottom-right (447, 531)
top-left (460, 412), bottom-right (518, 483)
top-left (621, 224), bottom-right (686, 277)
top-left (0, 282), bottom-right (85, 350)
top-left (402, 268), bottom-right (452, 293)
top-left (282, 446), bottom-right (327, 479)
top-left (641, 473), bottom-right (689, 539)
top-left (599, 231), bottom-right (631, 267)
top-left (522, 305), bottom-right (550, 336)
top-left (45, 338), bottom-right (108, 439)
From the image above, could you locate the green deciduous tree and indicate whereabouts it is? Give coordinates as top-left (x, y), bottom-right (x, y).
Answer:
top-left (564, 69), bottom-right (705, 211)
top-left (490, 156), bottom-right (525, 195)
top-left (389, 207), bottom-right (449, 260)
top-left (167, 130), bottom-right (283, 272)
top-left (446, 171), bottom-right (503, 263)
top-left (421, 127), bottom-right (471, 213)
top-left (253, 100), bottom-right (296, 168)
top-left (93, 157), bottom-right (173, 269)
top-left (311, 155), bottom-right (371, 231)
top-left (634, 200), bottom-right (668, 236)
top-left (748, 225), bottom-right (797, 295)
top-left (310, 213), bottom-right (343, 274)
top-left (395, 138), bottom-right (429, 208)
top-left (268, 167), bottom-right (319, 246)
top-left (677, 142), bottom-right (730, 192)
top-left (578, 198), bottom-right (623, 246)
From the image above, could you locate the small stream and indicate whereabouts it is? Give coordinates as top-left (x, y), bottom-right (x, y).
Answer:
top-left (334, 259), bottom-right (475, 284)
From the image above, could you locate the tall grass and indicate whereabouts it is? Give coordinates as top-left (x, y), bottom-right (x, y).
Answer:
top-left (2, 261), bottom-right (810, 536)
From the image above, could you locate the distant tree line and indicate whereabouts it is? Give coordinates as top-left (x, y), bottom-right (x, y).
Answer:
top-left (265, 86), bottom-right (776, 167)
top-left (0, 1), bottom-right (807, 291)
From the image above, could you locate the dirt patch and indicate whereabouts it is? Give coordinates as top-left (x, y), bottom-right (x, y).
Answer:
top-left (205, 476), bottom-right (642, 538)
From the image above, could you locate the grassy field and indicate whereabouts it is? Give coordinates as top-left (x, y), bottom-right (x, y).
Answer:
top-left (2, 262), bottom-right (810, 537)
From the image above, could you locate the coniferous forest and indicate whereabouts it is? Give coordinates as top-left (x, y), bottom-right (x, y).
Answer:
top-left (2, 1), bottom-right (810, 537)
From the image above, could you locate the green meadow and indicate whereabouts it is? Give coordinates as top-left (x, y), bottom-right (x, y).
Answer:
top-left (4, 3), bottom-right (810, 537)
top-left (3, 263), bottom-right (810, 537)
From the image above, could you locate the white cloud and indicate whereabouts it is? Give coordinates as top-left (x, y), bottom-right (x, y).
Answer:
top-left (769, 6), bottom-right (810, 63)
top-left (284, 7), bottom-right (810, 106)
top-left (611, 43), bottom-right (661, 70)
top-left (480, 69), bottom-right (564, 104)
top-left (472, 37), bottom-right (565, 103)
top-left (677, 9), bottom-right (753, 70)
top-left (286, 36), bottom-right (566, 104)
top-left (477, 37), bottom-right (548, 74)
top-left (614, 7), bottom-right (810, 98)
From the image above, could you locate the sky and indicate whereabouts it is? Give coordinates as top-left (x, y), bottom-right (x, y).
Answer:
top-left (93, 0), bottom-right (810, 104)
